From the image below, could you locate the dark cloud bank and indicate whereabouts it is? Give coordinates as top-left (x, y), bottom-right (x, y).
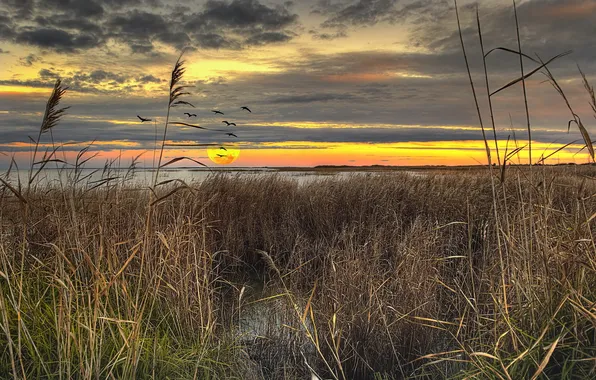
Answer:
top-left (0, 0), bottom-right (300, 53)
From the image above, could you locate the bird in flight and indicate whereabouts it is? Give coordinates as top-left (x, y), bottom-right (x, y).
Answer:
top-left (137, 115), bottom-right (151, 122)
top-left (222, 121), bottom-right (231, 125)
top-left (220, 146), bottom-right (228, 151)
top-left (226, 133), bottom-right (238, 138)
top-left (212, 110), bottom-right (224, 115)
top-left (184, 112), bottom-right (197, 117)
top-left (217, 154), bottom-right (226, 158)
top-left (241, 106), bottom-right (252, 113)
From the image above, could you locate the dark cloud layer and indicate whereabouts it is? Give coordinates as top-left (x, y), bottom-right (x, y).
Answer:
top-left (39, 0), bottom-right (105, 18)
top-left (0, 107), bottom-right (583, 150)
top-left (268, 93), bottom-right (356, 104)
top-left (319, 0), bottom-right (399, 28)
top-left (15, 28), bottom-right (101, 53)
top-left (2, 0), bottom-right (35, 18)
top-left (308, 28), bottom-right (348, 40)
top-left (199, 0), bottom-right (298, 29)
top-left (0, 0), bottom-right (299, 54)
top-left (410, 0), bottom-right (596, 64)
top-left (182, 0), bottom-right (299, 49)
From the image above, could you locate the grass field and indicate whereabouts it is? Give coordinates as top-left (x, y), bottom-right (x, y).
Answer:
top-left (1, 167), bottom-right (596, 379)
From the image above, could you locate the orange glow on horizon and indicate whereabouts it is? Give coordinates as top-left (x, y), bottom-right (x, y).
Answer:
top-left (1, 140), bottom-right (590, 168)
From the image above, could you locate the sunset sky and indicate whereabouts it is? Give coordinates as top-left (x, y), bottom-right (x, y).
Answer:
top-left (0, 0), bottom-right (595, 168)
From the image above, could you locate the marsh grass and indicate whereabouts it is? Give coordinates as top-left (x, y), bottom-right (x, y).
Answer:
top-left (1, 3), bottom-right (596, 379)
top-left (1, 167), bottom-right (596, 379)
top-left (2, 168), bottom-right (596, 379)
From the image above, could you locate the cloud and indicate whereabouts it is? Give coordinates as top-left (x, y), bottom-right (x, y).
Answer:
top-left (106, 10), bottom-right (168, 53)
top-left (138, 74), bottom-right (162, 83)
top-left (0, 15), bottom-right (16, 40)
top-left (0, 79), bottom-right (59, 90)
top-left (0, 0), bottom-right (300, 54)
top-left (245, 31), bottom-right (294, 45)
top-left (83, 0), bottom-right (301, 53)
top-left (19, 53), bottom-right (43, 66)
top-left (196, 76), bottom-right (228, 86)
top-left (268, 93), bottom-right (356, 104)
top-left (15, 28), bottom-right (102, 52)
top-left (309, 28), bottom-right (348, 40)
top-left (156, 31), bottom-right (192, 50)
top-left (195, 33), bottom-right (241, 49)
top-left (74, 70), bottom-right (128, 84)
top-left (309, 0), bottom-right (447, 44)
top-left (1, 0), bottom-right (35, 18)
top-left (199, 0), bottom-right (298, 30)
top-left (311, 0), bottom-right (353, 16)
top-left (95, 0), bottom-right (148, 8)
top-left (38, 0), bottom-right (105, 18)
top-left (33, 15), bottom-right (104, 35)
top-left (39, 68), bottom-right (60, 79)
top-left (410, 0), bottom-right (596, 70)
top-left (129, 43), bottom-right (155, 54)
top-left (184, 0), bottom-right (300, 49)
top-left (0, 110), bottom-right (582, 149)
top-left (314, 0), bottom-right (399, 28)
top-left (0, 66), bottom-right (164, 94)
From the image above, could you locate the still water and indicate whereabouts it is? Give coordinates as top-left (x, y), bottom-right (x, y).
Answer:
top-left (2, 167), bottom-right (363, 187)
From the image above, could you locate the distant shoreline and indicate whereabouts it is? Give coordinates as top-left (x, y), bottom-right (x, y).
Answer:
top-left (6, 162), bottom-right (592, 172)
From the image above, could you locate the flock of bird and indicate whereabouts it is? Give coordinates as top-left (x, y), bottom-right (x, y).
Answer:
top-left (137, 106), bottom-right (251, 124)
top-left (136, 106), bottom-right (251, 158)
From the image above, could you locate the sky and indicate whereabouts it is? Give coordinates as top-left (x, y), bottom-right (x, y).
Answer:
top-left (0, 0), bottom-right (595, 168)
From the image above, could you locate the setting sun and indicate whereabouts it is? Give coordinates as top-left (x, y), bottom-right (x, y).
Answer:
top-left (207, 146), bottom-right (240, 165)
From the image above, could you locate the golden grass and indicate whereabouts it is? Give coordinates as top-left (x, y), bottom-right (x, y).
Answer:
top-left (0, 168), bottom-right (595, 378)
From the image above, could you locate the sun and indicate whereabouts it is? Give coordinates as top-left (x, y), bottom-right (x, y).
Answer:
top-left (207, 147), bottom-right (240, 165)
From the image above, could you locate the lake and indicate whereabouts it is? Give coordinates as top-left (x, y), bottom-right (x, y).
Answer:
top-left (2, 167), bottom-right (403, 187)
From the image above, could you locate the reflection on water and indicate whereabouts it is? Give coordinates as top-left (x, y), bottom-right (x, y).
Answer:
top-left (3, 167), bottom-right (427, 188)
top-left (2, 168), bottom-right (364, 187)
